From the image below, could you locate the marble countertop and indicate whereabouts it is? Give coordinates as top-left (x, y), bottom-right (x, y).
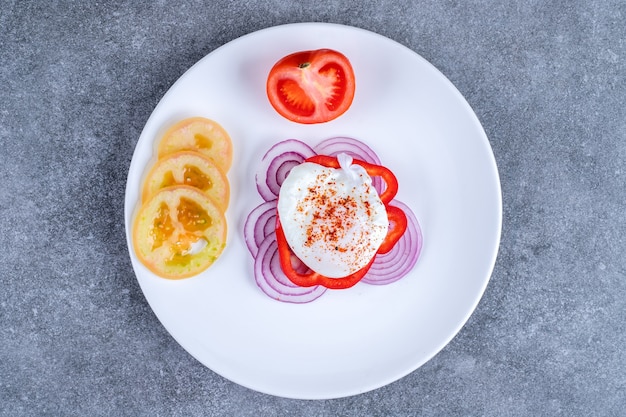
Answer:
top-left (1, 1), bottom-right (624, 416)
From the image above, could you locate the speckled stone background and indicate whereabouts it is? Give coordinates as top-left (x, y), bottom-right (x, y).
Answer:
top-left (1, 1), bottom-right (625, 416)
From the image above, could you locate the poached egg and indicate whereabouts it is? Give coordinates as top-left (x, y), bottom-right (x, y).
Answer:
top-left (277, 153), bottom-right (388, 278)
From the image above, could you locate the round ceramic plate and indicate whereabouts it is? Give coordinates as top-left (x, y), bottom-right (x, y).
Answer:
top-left (125, 22), bottom-right (502, 399)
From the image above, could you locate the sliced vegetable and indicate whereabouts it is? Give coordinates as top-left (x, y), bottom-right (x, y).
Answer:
top-left (376, 205), bottom-right (408, 254)
top-left (142, 151), bottom-right (230, 210)
top-left (254, 233), bottom-right (327, 303)
top-left (305, 154), bottom-right (398, 205)
top-left (243, 199), bottom-right (277, 257)
top-left (134, 117), bottom-right (232, 280)
top-left (266, 49), bottom-right (356, 124)
top-left (255, 139), bottom-right (316, 201)
top-left (313, 136), bottom-right (382, 165)
top-left (133, 186), bottom-right (227, 280)
top-left (362, 200), bottom-right (423, 285)
top-left (275, 154), bottom-right (406, 289)
top-left (157, 117), bottom-right (233, 172)
top-left (314, 136), bottom-right (384, 193)
top-left (245, 137), bottom-right (422, 302)
top-left (276, 219), bottom-right (376, 289)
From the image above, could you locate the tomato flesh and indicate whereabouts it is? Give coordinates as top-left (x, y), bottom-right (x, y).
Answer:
top-left (157, 117), bottom-right (233, 172)
top-left (177, 197), bottom-right (213, 232)
top-left (316, 62), bottom-right (348, 110)
top-left (133, 186), bottom-right (227, 279)
top-left (267, 49), bottom-right (355, 124)
top-left (160, 165), bottom-right (213, 191)
top-left (276, 79), bottom-right (315, 117)
top-left (142, 151), bottom-right (230, 210)
top-left (151, 202), bottom-right (174, 250)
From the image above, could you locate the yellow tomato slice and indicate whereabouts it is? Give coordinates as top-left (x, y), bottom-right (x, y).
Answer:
top-left (157, 117), bottom-right (233, 173)
top-left (133, 186), bottom-right (227, 279)
top-left (142, 151), bottom-right (230, 210)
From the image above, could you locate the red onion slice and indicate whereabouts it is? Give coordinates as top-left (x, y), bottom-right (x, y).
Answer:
top-left (314, 136), bottom-right (382, 164)
top-left (362, 200), bottom-right (423, 285)
top-left (254, 234), bottom-right (327, 303)
top-left (246, 137), bottom-right (422, 303)
top-left (243, 200), bottom-right (277, 257)
top-left (314, 136), bottom-right (384, 194)
top-left (255, 139), bottom-right (316, 201)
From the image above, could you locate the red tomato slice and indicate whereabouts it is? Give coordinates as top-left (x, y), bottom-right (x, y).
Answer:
top-left (266, 49), bottom-right (356, 124)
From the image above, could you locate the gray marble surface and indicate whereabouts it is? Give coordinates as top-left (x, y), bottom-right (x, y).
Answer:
top-left (2, 1), bottom-right (625, 416)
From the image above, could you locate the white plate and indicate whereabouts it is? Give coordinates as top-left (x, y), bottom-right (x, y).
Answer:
top-left (124, 22), bottom-right (502, 399)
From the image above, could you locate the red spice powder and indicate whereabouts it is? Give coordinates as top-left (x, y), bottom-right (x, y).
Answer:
top-left (297, 171), bottom-right (372, 265)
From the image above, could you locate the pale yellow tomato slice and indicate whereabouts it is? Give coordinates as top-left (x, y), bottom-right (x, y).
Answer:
top-left (157, 117), bottom-right (233, 172)
top-left (142, 151), bottom-right (230, 210)
top-left (133, 186), bottom-right (227, 279)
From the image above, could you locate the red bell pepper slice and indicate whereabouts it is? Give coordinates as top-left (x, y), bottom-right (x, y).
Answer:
top-left (377, 204), bottom-right (408, 254)
top-left (275, 221), bottom-right (375, 289)
top-left (305, 155), bottom-right (398, 204)
top-left (276, 154), bottom-right (408, 289)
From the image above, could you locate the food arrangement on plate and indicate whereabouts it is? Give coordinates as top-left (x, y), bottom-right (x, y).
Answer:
top-left (132, 117), bottom-right (232, 279)
top-left (124, 23), bottom-right (501, 399)
top-left (131, 48), bottom-right (423, 300)
top-left (245, 137), bottom-right (422, 303)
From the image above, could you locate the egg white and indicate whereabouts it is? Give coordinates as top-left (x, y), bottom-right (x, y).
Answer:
top-left (277, 156), bottom-right (388, 278)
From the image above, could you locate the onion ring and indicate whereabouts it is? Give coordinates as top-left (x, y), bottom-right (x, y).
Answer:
top-left (246, 137), bottom-right (422, 302)
top-left (314, 136), bottom-right (384, 194)
top-left (255, 139), bottom-right (316, 201)
top-left (254, 234), bottom-right (327, 303)
top-left (244, 200), bottom-right (277, 257)
top-left (313, 136), bottom-right (382, 165)
top-left (362, 200), bottom-right (423, 285)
